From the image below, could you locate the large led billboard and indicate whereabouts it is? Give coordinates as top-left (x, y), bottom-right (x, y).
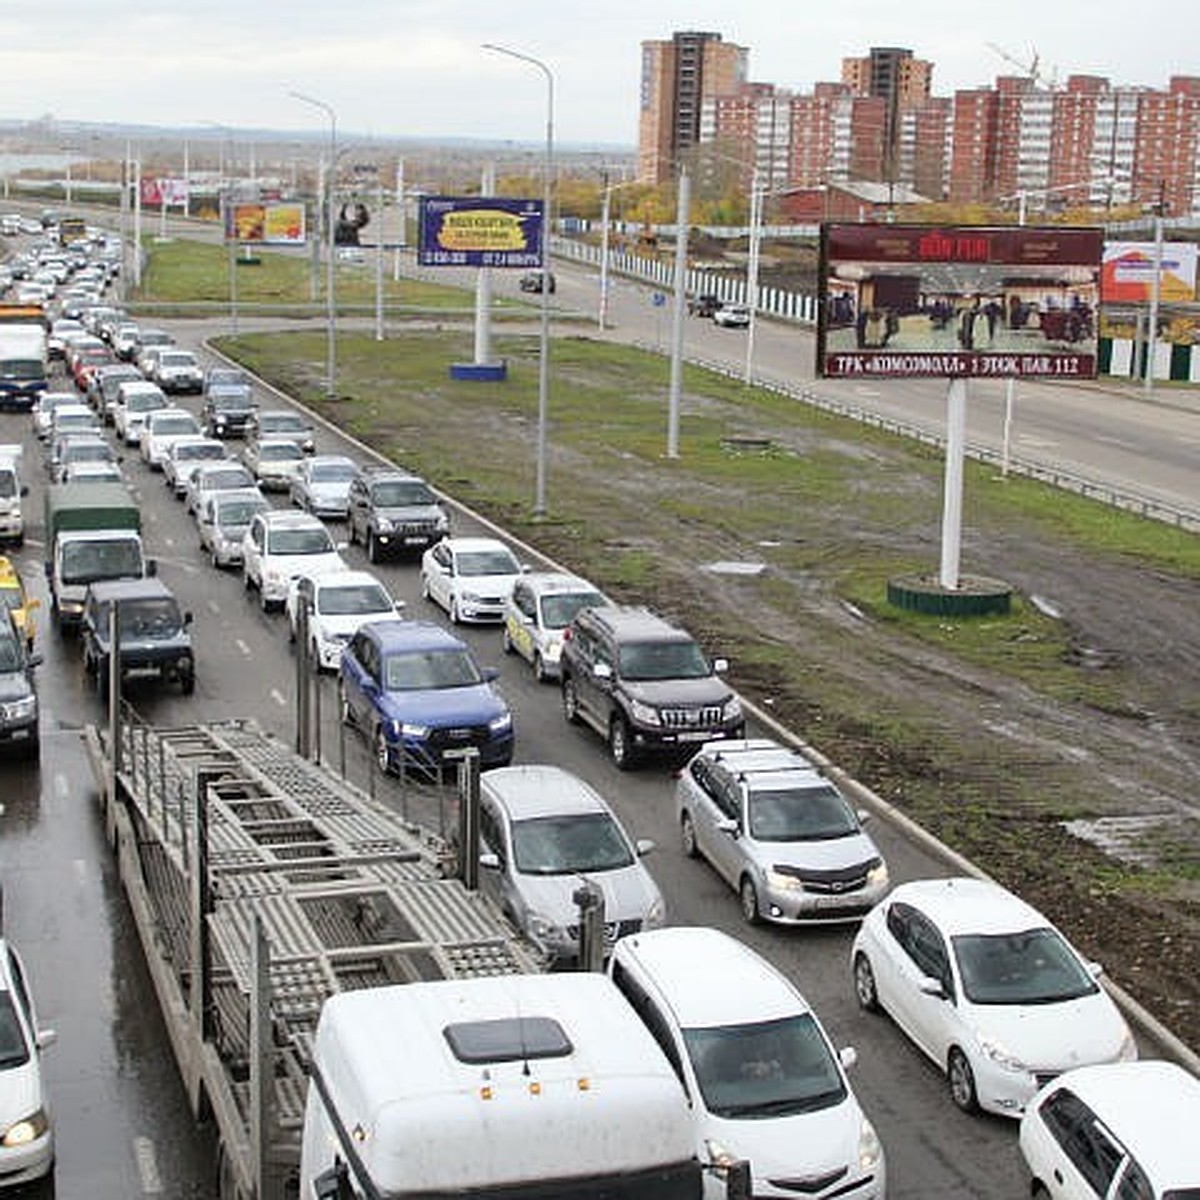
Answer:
top-left (417, 196), bottom-right (543, 268)
top-left (818, 224), bottom-right (1103, 380)
top-left (224, 201), bottom-right (306, 245)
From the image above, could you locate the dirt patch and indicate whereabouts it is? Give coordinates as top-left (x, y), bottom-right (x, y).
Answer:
top-left (248, 329), bottom-right (1200, 1054)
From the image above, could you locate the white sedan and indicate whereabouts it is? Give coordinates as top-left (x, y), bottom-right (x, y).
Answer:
top-left (420, 536), bottom-right (525, 624)
top-left (850, 877), bottom-right (1136, 1118)
top-left (285, 569), bottom-right (402, 671)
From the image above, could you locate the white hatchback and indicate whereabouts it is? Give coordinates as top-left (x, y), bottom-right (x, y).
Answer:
top-left (609, 926), bottom-right (884, 1200)
top-left (850, 877), bottom-right (1136, 1117)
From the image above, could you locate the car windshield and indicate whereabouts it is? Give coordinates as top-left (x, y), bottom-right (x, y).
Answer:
top-left (64, 442), bottom-right (112, 464)
top-left (61, 539), bottom-right (143, 584)
top-left (152, 417), bottom-right (198, 436)
top-left (0, 635), bottom-right (22, 672)
top-left (267, 528), bottom-right (334, 555)
top-left (317, 584), bottom-right (392, 615)
top-left (952, 928), bottom-right (1099, 1005)
top-left (511, 812), bottom-right (634, 875)
top-left (128, 394), bottom-right (166, 412)
top-left (618, 639), bottom-right (710, 681)
top-left (176, 443), bottom-right (224, 463)
top-left (0, 475), bottom-right (16, 500)
top-left (207, 369), bottom-right (245, 388)
top-left (263, 414), bottom-right (306, 432)
top-left (0, 588), bottom-right (22, 614)
top-left (261, 443), bottom-right (303, 461)
top-left (95, 597), bottom-right (183, 639)
top-left (539, 590), bottom-right (605, 630)
top-left (55, 414), bottom-right (97, 432)
top-left (456, 549), bottom-right (519, 577)
top-left (0, 359), bottom-right (43, 381)
top-left (216, 499), bottom-right (264, 526)
top-left (209, 389), bottom-right (251, 409)
top-left (158, 352), bottom-right (195, 368)
top-left (372, 480), bottom-right (435, 506)
top-left (747, 784), bottom-right (860, 842)
top-left (0, 993), bottom-right (31, 1069)
top-left (382, 648), bottom-right (481, 691)
top-left (203, 468), bottom-right (254, 491)
top-left (310, 462), bottom-right (355, 482)
top-left (683, 1015), bottom-right (846, 1119)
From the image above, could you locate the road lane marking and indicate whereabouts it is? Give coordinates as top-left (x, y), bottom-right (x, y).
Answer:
top-left (207, 598), bottom-right (221, 615)
top-left (54, 774), bottom-right (69, 803)
top-left (132, 1135), bottom-right (163, 1194)
top-left (270, 688), bottom-right (287, 707)
top-left (73, 859), bottom-right (87, 885)
top-left (235, 638), bottom-right (250, 656)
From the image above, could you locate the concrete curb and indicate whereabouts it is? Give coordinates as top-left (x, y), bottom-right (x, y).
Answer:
top-left (205, 337), bottom-right (1200, 1077)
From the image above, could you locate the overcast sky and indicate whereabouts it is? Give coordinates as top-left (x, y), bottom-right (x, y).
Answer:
top-left (6, 0), bottom-right (1194, 148)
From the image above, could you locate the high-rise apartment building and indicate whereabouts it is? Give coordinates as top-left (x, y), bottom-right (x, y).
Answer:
top-left (637, 31), bottom-right (748, 183)
top-left (841, 47), bottom-right (934, 182)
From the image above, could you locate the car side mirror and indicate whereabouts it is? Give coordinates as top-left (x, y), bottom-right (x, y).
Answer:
top-left (28, 599), bottom-right (40, 612)
top-left (335, 542), bottom-right (348, 552)
top-left (183, 612), bottom-right (194, 627)
top-left (838, 1046), bottom-right (858, 1070)
top-left (479, 852), bottom-right (500, 870)
top-left (146, 559), bottom-right (158, 577)
top-left (712, 657), bottom-right (729, 673)
top-left (27, 652), bottom-right (43, 670)
top-left (635, 838), bottom-right (656, 857)
top-left (481, 667), bottom-right (499, 682)
top-left (593, 661), bottom-right (613, 681)
top-left (918, 975), bottom-right (947, 1000)
top-left (1087, 960), bottom-right (1105, 979)
top-left (716, 817), bottom-right (739, 838)
top-left (393, 599), bottom-right (406, 612)
top-left (35, 1028), bottom-right (57, 1052)
top-left (857, 809), bottom-right (871, 825)
top-left (20, 484), bottom-right (28, 497)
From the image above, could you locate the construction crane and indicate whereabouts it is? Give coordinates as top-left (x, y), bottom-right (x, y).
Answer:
top-left (985, 42), bottom-right (1058, 89)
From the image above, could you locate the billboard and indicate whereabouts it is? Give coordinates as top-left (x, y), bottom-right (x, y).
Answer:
top-left (1101, 242), bottom-right (1198, 303)
top-left (818, 224), bottom-right (1103, 380)
top-left (224, 201), bottom-right (306, 245)
top-left (140, 177), bottom-right (190, 207)
top-left (417, 196), bottom-right (543, 268)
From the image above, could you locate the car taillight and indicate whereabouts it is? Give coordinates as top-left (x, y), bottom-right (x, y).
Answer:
top-left (561, 627), bottom-right (572, 641)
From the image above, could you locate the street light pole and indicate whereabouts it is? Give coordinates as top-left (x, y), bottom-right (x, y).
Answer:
top-left (483, 43), bottom-right (554, 518)
top-left (290, 91), bottom-right (338, 400)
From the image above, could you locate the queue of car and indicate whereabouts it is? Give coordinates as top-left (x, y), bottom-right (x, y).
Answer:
top-left (2, 223), bottom-right (1194, 1199)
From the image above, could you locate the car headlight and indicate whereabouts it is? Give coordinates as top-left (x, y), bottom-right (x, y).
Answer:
top-left (3, 1108), bottom-right (49, 1147)
top-left (867, 860), bottom-right (889, 886)
top-left (858, 1117), bottom-right (883, 1171)
top-left (8, 696), bottom-right (37, 721)
top-left (399, 721), bottom-right (429, 738)
top-left (765, 867), bottom-right (803, 892)
top-left (264, 567), bottom-right (286, 588)
top-left (978, 1033), bottom-right (1028, 1073)
top-left (645, 895), bottom-right (666, 928)
top-left (723, 695), bottom-right (743, 722)
top-left (628, 698), bottom-right (660, 726)
top-left (375, 517), bottom-right (394, 533)
top-left (460, 590), bottom-right (482, 604)
top-left (489, 711), bottom-right (513, 734)
top-left (528, 912), bottom-right (563, 944)
top-left (705, 1138), bottom-right (740, 1173)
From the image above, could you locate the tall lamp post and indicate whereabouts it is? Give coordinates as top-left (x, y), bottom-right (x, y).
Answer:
top-left (290, 91), bottom-right (338, 399)
top-left (482, 43), bottom-right (554, 518)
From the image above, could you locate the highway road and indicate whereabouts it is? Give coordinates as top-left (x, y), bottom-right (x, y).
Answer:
top-left (2, 224), bottom-right (1194, 1198)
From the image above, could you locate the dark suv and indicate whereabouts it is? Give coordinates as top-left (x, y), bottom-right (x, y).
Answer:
top-left (559, 605), bottom-right (744, 769)
top-left (0, 616), bottom-right (41, 757)
top-left (346, 466), bottom-right (450, 561)
top-left (201, 384), bottom-right (257, 439)
top-left (81, 577), bottom-right (195, 694)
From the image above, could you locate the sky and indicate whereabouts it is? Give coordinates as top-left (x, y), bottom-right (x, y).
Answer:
top-left (4, 0), bottom-right (1196, 149)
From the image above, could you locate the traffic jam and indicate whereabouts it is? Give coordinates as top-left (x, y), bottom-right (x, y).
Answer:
top-left (0, 209), bottom-right (1196, 1200)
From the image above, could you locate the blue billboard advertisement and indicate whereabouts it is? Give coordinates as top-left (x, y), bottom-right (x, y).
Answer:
top-left (417, 196), bottom-right (544, 268)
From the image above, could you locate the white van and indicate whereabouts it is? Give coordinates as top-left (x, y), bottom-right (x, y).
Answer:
top-left (609, 926), bottom-right (886, 1200)
top-left (0, 446), bottom-right (27, 546)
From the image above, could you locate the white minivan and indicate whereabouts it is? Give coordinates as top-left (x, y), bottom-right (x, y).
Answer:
top-left (609, 926), bottom-right (886, 1200)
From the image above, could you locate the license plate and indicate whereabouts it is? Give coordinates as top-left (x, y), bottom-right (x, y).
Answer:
top-left (403, 536), bottom-right (427, 545)
top-left (676, 731), bottom-right (711, 742)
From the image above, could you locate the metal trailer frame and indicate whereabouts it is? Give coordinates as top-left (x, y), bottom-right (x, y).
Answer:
top-left (84, 713), bottom-right (538, 1200)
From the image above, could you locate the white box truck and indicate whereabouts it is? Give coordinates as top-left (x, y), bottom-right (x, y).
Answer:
top-left (300, 973), bottom-right (707, 1200)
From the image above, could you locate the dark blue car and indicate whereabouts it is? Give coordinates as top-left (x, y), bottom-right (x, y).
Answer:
top-left (338, 619), bottom-right (514, 775)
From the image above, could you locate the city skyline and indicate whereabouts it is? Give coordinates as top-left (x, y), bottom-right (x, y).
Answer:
top-left (1, 1), bottom-right (1195, 148)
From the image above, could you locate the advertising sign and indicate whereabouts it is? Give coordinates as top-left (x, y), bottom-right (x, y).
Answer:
top-left (1101, 242), bottom-right (1198, 303)
top-left (139, 177), bottom-right (189, 207)
top-left (818, 224), bottom-right (1103, 380)
top-left (224, 201), bottom-right (306, 245)
top-left (417, 196), bottom-right (543, 268)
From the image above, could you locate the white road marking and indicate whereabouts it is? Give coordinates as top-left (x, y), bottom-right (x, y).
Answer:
top-left (54, 774), bottom-right (70, 802)
top-left (235, 638), bottom-right (250, 656)
top-left (270, 688), bottom-right (287, 707)
top-left (73, 859), bottom-right (88, 885)
top-left (132, 1135), bottom-right (163, 1194)
top-left (207, 598), bottom-right (221, 615)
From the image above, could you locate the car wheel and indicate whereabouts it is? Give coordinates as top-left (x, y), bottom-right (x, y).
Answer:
top-left (948, 1048), bottom-right (979, 1114)
top-left (244, 567), bottom-right (254, 591)
top-left (853, 953), bottom-right (880, 1012)
top-left (609, 715), bottom-right (634, 770)
top-left (533, 653), bottom-right (549, 684)
top-left (739, 876), bottom-right (761, 925)
top-left (339, 682), bottom-right (354, 726)
top-left (562, 675), bottom-right (580, 725)
top-left (501, 626), bottom-right (514, 654)
top-left (448, 595), bottom-right (462, 624)
top-left (680, 812), bottom-right (698, 859)
top-left (309, 639), bottom-right (322, 674)
top-left (347, 519), bottom-right (357, 546)
top-left (367, 530), bottom-right (380, 563)
top-left (209, 545), bottom-right (220, 570)
top-left (420, 572), bottom-right (431, 601)
top-left (374, 726), bottom-right (393, 776)
top-left (260, 587), bottom-right (272, 613)
top-left (180, 670), bottom-right (195, 696)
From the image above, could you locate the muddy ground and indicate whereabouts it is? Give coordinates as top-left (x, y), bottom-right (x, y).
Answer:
top-left (261, 328), bottom-right (1200, 1055)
